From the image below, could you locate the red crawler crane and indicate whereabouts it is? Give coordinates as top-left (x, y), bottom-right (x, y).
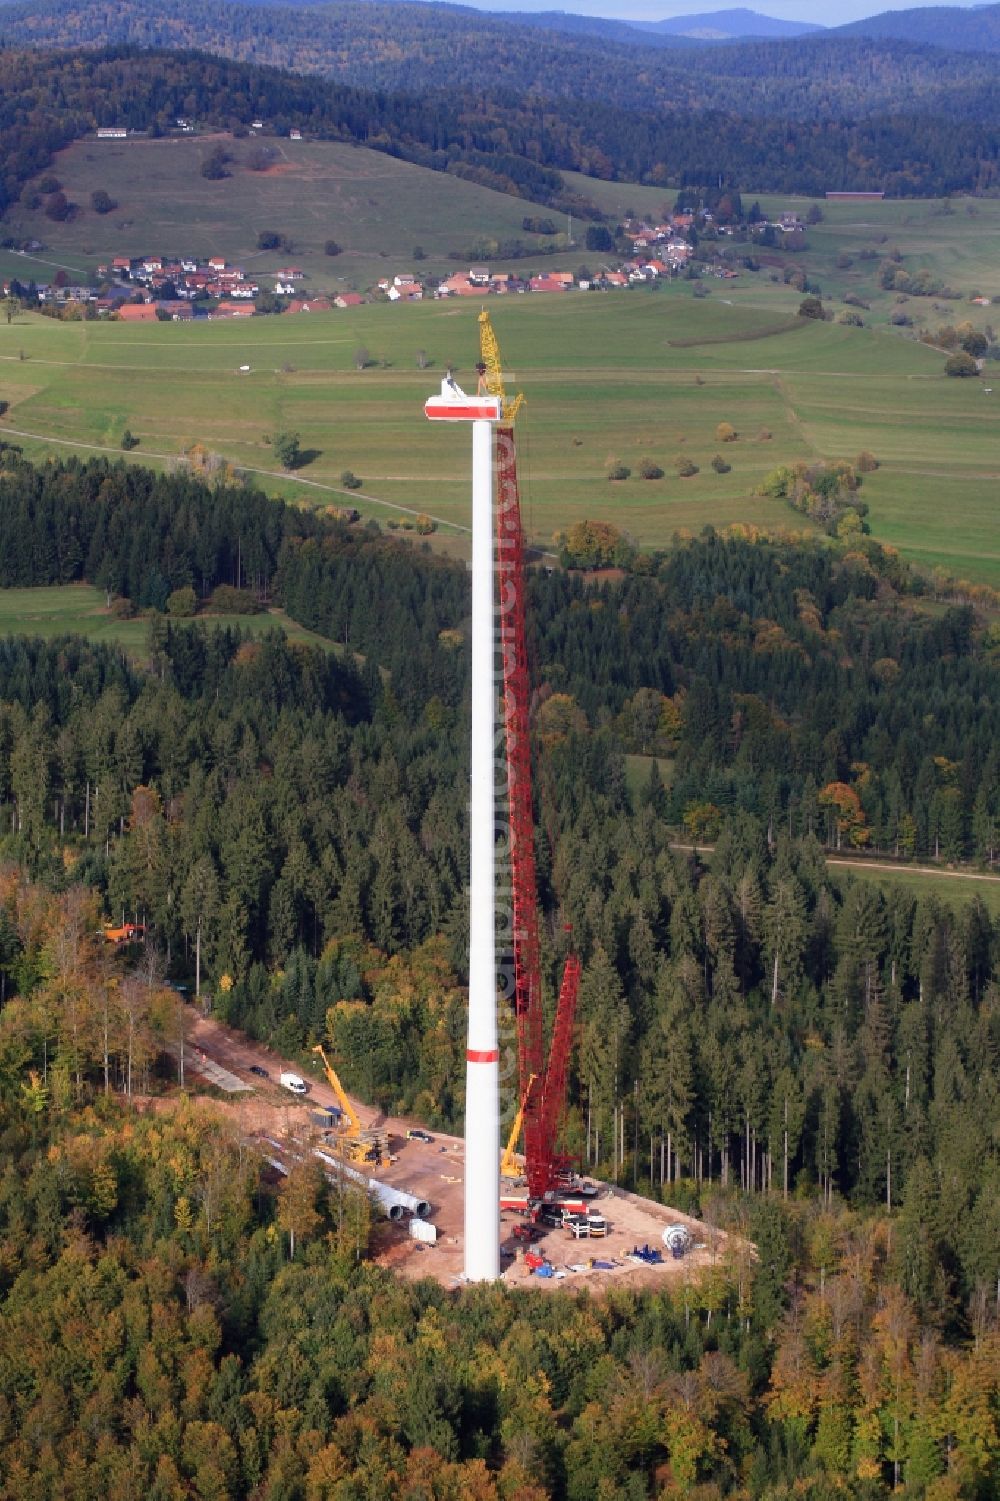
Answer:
top-left (485, 311), bottom-right (580, 1202)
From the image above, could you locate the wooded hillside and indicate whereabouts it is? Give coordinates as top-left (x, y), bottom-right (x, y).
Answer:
top-left (0, 445), bottom-right (997, 1494)
top-left (0, 26), bottom-right (998, 206)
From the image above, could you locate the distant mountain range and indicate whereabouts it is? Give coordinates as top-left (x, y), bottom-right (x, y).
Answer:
top-left (1, 0), bottom-right (997, 53)
top-left (493, 1), bottom-right (1000, 55)
top-left (509, 1), bottom-right (999, 51)
top-left (633, 8), bottom-right (825, 39)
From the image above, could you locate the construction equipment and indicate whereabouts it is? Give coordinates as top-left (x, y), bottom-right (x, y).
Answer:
top-left (311, 1045), bottom-right (388, 1165)
top-left (482, 310), bottom-right (582, 1205)
top-left (501, 1072), bottom-right (536, 1178)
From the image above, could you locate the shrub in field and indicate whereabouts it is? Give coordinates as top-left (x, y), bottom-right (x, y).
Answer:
top-left (167, 587), bottom-right (197, 618)
top-left (209, 585), bottom-right (262, 614)
top-left (945, 351), bottom-right (978, 377)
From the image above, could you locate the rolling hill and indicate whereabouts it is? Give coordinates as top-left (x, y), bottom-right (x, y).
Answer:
top-left (835, 2), bottom-right (1000, 52)
top-left (1, 133), bottom-right (580, 292)
top-left (636, 7), bottom-right (825, 38)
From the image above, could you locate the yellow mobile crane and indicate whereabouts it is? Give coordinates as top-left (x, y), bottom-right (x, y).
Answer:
top-left (311, 1045), bottom-right (388, 1165)
top-left (500, 1072), bottom-right (537, 1179)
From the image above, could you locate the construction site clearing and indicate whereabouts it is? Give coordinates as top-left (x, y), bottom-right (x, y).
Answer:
top-left (180, 1007), bottom-right (734, 1294)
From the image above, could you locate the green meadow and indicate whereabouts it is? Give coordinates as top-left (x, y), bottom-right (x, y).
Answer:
top-left (4, 284), bottom-right (996, 582)
top-left (4, 134), bottom-right (577, 293)
top-left (829, 862), bottom-right (1000, 918)
top-left (565, 172), bottom-right (1000, 332)
top-left (0, 584), bottom-right (338, 656)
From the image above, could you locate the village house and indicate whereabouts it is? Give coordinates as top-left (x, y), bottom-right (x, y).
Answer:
top-left (529, 274), bottom-right (571, 293)
top-left (286, 297), bottom-right (333, 315)
top-left (334, 293), bottom-right (364, 309)
top-left (213, 300), bottom-right (253, 318)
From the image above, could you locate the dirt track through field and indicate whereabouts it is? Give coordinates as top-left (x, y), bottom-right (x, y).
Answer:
top-left (670, 842), bottom-right (1000, 886)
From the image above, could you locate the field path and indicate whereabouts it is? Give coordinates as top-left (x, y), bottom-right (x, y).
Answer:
top-left (5, 250), bottom-right (92, 276)
top-left (670, 841), bottom-right (1000, 886)
top-left (773, 374), bottom-right (821, 458)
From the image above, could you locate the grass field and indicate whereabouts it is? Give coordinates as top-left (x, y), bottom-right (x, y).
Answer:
top-left (566, 173), bottom-right (1000, 333)
top-left (829, 862), bottom-right (1000, 917)
top-left (0, 584), bottom-right (339, 655)
top-left (4, 283), bottom-right (997, 583)
top-left (624, 754), bottom-right (674, 798)
top-left (3, 134), bottom-right (580, 294)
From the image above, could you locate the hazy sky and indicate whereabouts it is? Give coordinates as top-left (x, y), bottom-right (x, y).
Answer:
top-left (463, 0), bottom-right (983, 24)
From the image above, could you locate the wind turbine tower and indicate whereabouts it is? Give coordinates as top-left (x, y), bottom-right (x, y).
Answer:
top-left (424, 367), bottom-right (503, 1281)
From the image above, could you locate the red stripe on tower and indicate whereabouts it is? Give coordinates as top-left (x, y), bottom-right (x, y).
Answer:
top-left (425, 397), bottom-right (502, 422)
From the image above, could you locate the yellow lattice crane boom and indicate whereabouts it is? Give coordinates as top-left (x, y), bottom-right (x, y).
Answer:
top-left (478, 310), bottom-right (524, 424)
top-left (500, 1072), bottom-right (537, 1179)
top-left (312, 1045), bottom-right (388, 1164)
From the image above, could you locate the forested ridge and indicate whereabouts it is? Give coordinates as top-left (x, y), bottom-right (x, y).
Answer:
top-left (0, 23), bottom-right (999, 212)
top-left (838, 1), bottom-right (1000, 53)
top-left (3, 0), bottom-right (998, 122)
top-left (0, 445), bottom-right (997, 1493)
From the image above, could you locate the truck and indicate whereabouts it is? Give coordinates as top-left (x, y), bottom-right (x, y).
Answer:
top-left (279, 1071), bottom-right (308, 1095)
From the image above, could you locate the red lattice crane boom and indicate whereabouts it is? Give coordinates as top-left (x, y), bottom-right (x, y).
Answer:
top-left (485, 313), bottom-right (579, 1201)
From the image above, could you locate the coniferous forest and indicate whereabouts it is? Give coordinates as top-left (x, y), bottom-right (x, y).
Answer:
top-left (0, 445), bottom-right (997, 1495)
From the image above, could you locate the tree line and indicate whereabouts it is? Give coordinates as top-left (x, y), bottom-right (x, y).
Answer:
top-left (1, 446), bottom-right (998, 863)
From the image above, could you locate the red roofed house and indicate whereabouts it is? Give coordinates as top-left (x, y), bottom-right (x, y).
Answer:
top-left (214, 301), bottom-right (253, 318)
top-left (287, 298), bottom-right (333, 314)
top-left (529, 275), bottom-right (570, 293)
top-left (334, 293), bottom-right (364, 309)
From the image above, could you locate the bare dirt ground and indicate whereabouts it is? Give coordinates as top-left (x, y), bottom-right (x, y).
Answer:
top-left (183, 1007), bottom-right (732, 1292)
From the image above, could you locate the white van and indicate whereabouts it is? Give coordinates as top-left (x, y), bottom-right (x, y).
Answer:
top-left (279, 1071), bottom-right (308, 1095)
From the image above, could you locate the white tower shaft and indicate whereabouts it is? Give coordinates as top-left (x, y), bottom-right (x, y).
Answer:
top-left (464, 417), bottom-right (501, 1282)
